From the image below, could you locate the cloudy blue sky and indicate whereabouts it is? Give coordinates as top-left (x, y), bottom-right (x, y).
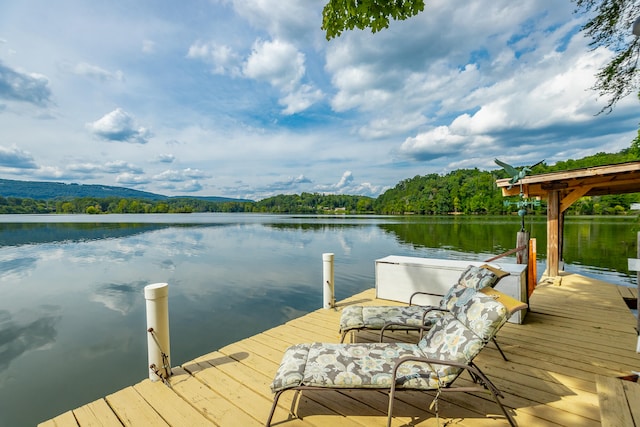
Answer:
top-left (0, 1), bottom-right (637, 201)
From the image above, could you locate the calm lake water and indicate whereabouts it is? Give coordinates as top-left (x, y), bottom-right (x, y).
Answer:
top-left (0, 213), bottom-right (637, 426)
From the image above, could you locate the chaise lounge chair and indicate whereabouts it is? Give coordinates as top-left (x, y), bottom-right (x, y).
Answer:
top-left (339, 264), bottom-right (516, 359)
top-left (267, 288), bottom-right (518, 426)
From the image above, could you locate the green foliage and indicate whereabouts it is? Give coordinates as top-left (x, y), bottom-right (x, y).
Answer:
top-left (570, 1), bottom-right (640, 112)
top-left (322, 0), bottom-right (425, 40)
top-left (1, 149), bottom-right (640, 216)
top-left (253, 193), bottom-right (374, 214)
top-left (373, 169), bottom-right (513, 215)
top-left (373, 148), bottom-right (640, 216)
top-left (0, 196), bottom-right (52, 214)
top-left (0, 178), bottom-right (165, 200)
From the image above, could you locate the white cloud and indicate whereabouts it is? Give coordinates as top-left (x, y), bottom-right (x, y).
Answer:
top-left (0, 145), bottom-right (37, 169)
top-left (336, 171), bottom-right (354, 189)
top-left (239, 38), bottom-right (323, 114)
top-left (280, 84), bottom-right (323, 115)
top-left (229, 0), bottom-right (320, 41)
top-left (243, 39), bottom-right (304, 90)
top-left (116, 173), bottom-right (150, 186)
top-left (153, 168), bottom-right (210, 182)
top-left (0, 62), bottom-right (51, 106)
top-left (71, 62), bottom-right (124, 82)
top-left (265, 174), bottom-right (312, 191)
top-left (187, 41), bottom-right (242, 76)
top-left (103, 161), bottom-right (143, 174)
top-left (0, 0), bottom-right (636, 200)
top-left (399, 127), bottom-right (468, 160)
top-left (157, 154), bottom-right (175, 163)
top-left (86, 108), bottom-right (152, 144)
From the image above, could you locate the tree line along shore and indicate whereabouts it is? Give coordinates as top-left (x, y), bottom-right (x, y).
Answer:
top-left (1, 149), bottom-right (639, 216)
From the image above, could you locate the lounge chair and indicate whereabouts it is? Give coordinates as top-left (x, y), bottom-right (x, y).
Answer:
top-left (339, 264), bottom-right (515, 359)
top-left (267, 288), bottom-right (517, 426)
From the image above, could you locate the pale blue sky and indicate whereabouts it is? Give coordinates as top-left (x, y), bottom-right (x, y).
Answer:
top-left (0, 0), bottom-right (637, 200)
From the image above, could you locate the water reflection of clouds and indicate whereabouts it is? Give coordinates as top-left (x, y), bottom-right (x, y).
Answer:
top-left (0, 306), bottom-right (61, 373)
top-left (0, 256), bottom-right (38, 280)
top-left (159, 259), bottom-right (175, 271)
top-left (91, 281), bottom-right (148, 315)
top-left (153, 230), bottom-right (207, 257)
top-left (51, 240), bottom-right (148, 265)
top-left (77, 330), bottom-right (136, 360)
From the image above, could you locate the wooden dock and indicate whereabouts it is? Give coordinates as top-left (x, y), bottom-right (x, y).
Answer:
top-left (40, 272), bottom-right (640, 426)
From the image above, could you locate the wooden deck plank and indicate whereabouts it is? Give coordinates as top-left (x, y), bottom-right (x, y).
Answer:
top-left (624, 379), bottom-right (640, 425)
top-left (37, 411), bottom-right (79, 427)
top-left (106, 387), bottom-right (169, 427)
top-left (202, 351), bottom-right (376, 427)
top-left (133, 380), bottom-right (215, 426)
top-left (168, 366), bottom-right (263, 427)
top-left (618, 285), bottom-right (638, 300)
top-left (596, 375), bottom-right (635, 427)
top-left (41, 272), bottom-right (640, 427)
top-left (72, 399), bottom-right (123, 427)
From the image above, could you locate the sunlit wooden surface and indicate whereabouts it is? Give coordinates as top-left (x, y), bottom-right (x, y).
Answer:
top-left (39, 272), bottom-right (640, 426)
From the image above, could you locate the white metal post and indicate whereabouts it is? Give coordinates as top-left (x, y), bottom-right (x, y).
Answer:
top-left (323, 253), bottom-right (335, 309)
top-left (144, 282), bottom-right (171, 381)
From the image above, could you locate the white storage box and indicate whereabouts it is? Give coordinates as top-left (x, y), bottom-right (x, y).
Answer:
top-left (375, 255), bottom-right (528, 323)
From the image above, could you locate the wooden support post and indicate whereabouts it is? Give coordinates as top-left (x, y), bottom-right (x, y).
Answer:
top-left (516, 231), bottom-right (529, 265)
top-left (627, 232), bottom-right (640, 353)
top-left (559, 210), bottom-right (565, 271)
top-left (637, 232), bottom-right (640, 342)
top-left (547, 190), bottom-right (560, 277)
top-left (528, 238), bottom-right (537, 298)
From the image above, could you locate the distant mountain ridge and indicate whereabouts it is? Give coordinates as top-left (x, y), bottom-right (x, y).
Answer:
top-left (0, 178), bottom-right (253, 202)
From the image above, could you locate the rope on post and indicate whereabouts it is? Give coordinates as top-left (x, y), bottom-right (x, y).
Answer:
top-left (148, 327), bottom-right (171, 385)
top-left (323, 253), bottom-right (335, 309)
top-left (144, 283), bottom-right (172, 382)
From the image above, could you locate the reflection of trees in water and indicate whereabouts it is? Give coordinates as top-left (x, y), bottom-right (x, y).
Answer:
top-left (379, 217), bottom-right (637, 275)
top-left (0, 306), bottom-right (61, 372)
top-left (562, 220), bottom-right (637, 274)
top-left (377, 219), bottom-right (540, 255)
top-left (265, 223), bottom-right (361, 231)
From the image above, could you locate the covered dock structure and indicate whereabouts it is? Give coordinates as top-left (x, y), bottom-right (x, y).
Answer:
top-left (496, 161), bottom-right (640, 277)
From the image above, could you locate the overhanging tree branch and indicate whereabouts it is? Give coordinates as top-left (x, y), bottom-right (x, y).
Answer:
top-left (321, 0), bottom-right (425, 40)
top-left (573, 0), bottom-right (640, 113)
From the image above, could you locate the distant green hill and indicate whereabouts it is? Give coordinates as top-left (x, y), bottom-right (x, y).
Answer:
top-left (0, 178), bottom-right (252, 203)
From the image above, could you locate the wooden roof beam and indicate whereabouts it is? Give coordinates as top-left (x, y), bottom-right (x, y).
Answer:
top-left (560, 186), bottom-right (593, 213)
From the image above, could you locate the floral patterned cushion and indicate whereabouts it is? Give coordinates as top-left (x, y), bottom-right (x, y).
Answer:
top-left (430, 291), bottom-right (508, 346)
top-left (457, 265), bottom-right (502, 290)
top-left (271, 293), bottom-right (509, 394)
top-left (439, 283), bottom-right (477, 311)
top-left (272, 342), bottom-right (459, 392)
top-left (338, 264), bottom-right (505, 335)
top-left (438, 265), bottom-right (507, 311)
top-left (270, 343), bottom-right (310, 392)
top-left (339, 305), bottom-right (365, 330)
top-left (339, 305), bottom-right (444, 332)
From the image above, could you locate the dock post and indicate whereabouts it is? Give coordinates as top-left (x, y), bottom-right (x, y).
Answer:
top-left (528, 238), bottom-right (537, 298)
top-left (323, 253), bottom-right (335, 308)
top-left (637, 232), bottom-right (640, 353)
top-left (516, 231), bottom-right (529, 265)
top-left (144, 283), bottom-right (172, 381)
top-left (628, 232), bottom-right (640, 353)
